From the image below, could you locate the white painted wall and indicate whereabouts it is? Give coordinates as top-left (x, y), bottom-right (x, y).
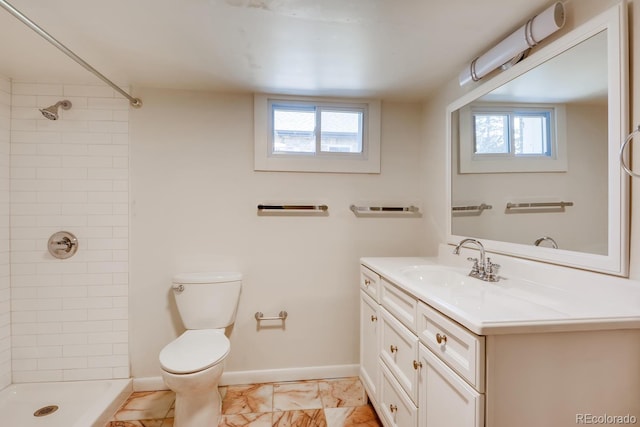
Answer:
top-left (129, 88), bottom-right (433, 379)
top-left (0, 76), bottom-right (10, 388)
top-left (9, 82), bottom-right (130, 383)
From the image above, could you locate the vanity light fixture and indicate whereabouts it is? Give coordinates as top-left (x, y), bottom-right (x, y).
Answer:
top-left (459, 1), bottom-right (565, 86)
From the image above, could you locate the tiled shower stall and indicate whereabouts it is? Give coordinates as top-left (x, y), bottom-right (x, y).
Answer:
top-left (2, 79), bottom-right (130, 385)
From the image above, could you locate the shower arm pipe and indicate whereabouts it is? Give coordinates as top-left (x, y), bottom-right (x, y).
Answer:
top-left (0, 0), bottom-right (142, 108)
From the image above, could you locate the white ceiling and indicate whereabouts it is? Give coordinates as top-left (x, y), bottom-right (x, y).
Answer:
top-left (0, 0), bottom-right (554, 100)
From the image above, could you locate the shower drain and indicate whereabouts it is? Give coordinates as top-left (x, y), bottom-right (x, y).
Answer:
top-left (33, 405), bottom-right (59, 417)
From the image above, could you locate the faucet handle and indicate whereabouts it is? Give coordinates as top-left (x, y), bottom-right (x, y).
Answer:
top-left (485, 257), bottom-right (500, 282)
top-left (466, 257), bottom-right (482, 278)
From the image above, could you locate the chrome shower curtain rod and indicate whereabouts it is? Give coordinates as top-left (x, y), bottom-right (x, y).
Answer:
top-left (0, 0), bottom-right (142, 108)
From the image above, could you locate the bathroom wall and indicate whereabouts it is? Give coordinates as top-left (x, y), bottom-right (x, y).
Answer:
top-left (129, 88), bottom-right (432, 379)
top-left (421, 0), bottom-right (625, 268)
top-left (9, 82), bottom-right (130, 383)
top-left (0, 76), bottom-right (10, 389)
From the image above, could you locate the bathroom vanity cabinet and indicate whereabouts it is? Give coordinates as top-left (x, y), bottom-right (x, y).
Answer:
top-left (359, 260), bottom-right (640, 427)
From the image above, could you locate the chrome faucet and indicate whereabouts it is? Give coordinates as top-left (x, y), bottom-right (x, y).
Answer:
top-left (453, 238), bottom-right (500, 282)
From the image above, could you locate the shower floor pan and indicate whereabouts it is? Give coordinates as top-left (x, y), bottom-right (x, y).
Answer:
top-left (1, 378), bottom-right (132, 427)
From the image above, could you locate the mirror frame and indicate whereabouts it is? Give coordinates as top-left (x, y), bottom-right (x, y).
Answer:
top-left (446, 3), bottom-right (629, 276)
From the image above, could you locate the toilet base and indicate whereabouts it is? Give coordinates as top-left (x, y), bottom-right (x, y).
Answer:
top-left (174, 386), bottom-right (221, 427)
top-left (161, 362), bottom-right (225, 427)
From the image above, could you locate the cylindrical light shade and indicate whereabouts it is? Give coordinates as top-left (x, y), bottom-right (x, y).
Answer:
top-left (459, 2), bottom-right (565, 86)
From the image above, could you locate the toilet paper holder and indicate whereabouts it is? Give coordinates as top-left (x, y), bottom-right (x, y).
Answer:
top-left (255, 311), bottom-right (288, 321)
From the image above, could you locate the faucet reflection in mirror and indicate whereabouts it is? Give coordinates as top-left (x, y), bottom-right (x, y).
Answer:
top-left (453, 238), bottom-right (500, 282)
top-left (534, 236), bottom-right (558, 249)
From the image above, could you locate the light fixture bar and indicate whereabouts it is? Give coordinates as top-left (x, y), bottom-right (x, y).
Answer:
top-left (459, 2), bottom-right (565, 86)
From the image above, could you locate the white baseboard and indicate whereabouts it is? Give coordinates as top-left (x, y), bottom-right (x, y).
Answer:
top-left (133, 364), bottom-right (359, 391)
top-left (220, 364), bottom-right (359, 386)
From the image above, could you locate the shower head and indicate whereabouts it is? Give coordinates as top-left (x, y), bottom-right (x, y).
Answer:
top-left (39, 100), bottom-right (72, 120)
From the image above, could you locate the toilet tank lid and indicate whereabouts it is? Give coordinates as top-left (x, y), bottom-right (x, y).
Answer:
top-left (173, 272), bottom-right (242, 284)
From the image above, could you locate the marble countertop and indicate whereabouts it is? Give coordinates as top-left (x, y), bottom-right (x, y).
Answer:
top-left (361, 254), bottom-right (640, 335)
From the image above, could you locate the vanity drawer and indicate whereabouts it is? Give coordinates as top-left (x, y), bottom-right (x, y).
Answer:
top-left (380, 307), bottom-right (419, 403)
top-left (379, 360), bottom-right (418, 427)
top-left (361, 265), bottom-right (380, 302)
top-left (381, 278), bottom-right (418, 332)
top-left (417, 302), bottom-right (485, 392)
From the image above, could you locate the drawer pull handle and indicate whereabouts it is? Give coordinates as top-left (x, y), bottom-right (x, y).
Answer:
top-left (389, 404), bottom-right (398, 413)
top-left (364, 279), bottom-right (371, 287)
top-left (370, 315), bottom-right (377, 322)
top-left (413, 360), bottom-right (422, 370)
top-left (390, 345), bottom-right (398, 353)
top-left (436, 333), bottom-right (447, 344)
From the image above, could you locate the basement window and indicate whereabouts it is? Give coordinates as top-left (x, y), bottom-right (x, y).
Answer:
top-left (254, 95), bottom-right (381, 173)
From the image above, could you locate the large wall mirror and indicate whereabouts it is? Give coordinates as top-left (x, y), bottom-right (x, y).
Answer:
top-left (446, 3), bottom-right (629, 276)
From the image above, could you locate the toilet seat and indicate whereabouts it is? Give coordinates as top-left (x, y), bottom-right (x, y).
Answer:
top-left (159, 329), bottom-right (230, 374)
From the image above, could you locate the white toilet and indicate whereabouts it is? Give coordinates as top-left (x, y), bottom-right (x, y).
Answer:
top-left (159, 272), bottom-right (242, 427)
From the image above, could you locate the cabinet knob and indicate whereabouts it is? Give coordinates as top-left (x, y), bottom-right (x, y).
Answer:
top-left (389, 404), bottom-right (398, 413)
top-left (370, 315), bottom-right (377, 322)
top-left (390, 345), bottom-right (398, 353)
top-left (436, 333), bottom-right (447, 344)
top-left (364, 279), bottom-right (371, 287)
top-left (413, 360), bottom-right (422, 370)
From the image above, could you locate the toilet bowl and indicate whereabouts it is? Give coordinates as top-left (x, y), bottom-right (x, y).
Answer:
top-left (160, 329), bottom-right (229, 427)
top-left (159, 272), bottom-right (242, 427)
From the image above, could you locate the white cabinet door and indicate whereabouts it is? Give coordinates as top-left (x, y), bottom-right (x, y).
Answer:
top-left (360, 291), bottom-right (380, 402)
top-left (418, 344), bottom-right (484, 427)
top-left (379, 361), bottom-right (418, 427)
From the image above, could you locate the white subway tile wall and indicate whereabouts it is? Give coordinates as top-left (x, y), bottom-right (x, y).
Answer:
top-left (0, 76), bottom-right (10, 388)
top-left (10, 82), bottom-right (129, 383)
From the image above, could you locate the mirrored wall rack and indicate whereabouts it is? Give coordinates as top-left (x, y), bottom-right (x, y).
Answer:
top-left (505, 201), bottom-right (574, 213)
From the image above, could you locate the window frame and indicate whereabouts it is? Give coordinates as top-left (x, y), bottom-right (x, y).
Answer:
top-left (254, 94), bottom-right (381, 173)
top-left (458, 103), bottom-right (567, 173)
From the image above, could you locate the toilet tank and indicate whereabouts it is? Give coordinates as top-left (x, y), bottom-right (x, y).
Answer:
top-left (172, 272), bottom-right (242, 330)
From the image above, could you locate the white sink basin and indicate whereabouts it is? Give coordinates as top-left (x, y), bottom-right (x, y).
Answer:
top-left (400, 265), bottom-right (474, 288)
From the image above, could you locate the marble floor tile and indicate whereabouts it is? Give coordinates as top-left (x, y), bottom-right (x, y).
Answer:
top-left (222, 383), bottom-right (273, 414)
top-left (318, 378), bottom-right (367, 408)
top-left (324, 406), bottom-right (382, 427)
top-left (219, 412), bottom-right (273, 427)
top-left (111, 391), bottom-right (175, 421)
top-left (273, 382), bottom-right (323, 411)
top-left (273, 409), bottom-right (327, 427)
top-left (106, 420), bottom-right (164, 427)
top-left (106, 377), bottom-right (380, 427)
